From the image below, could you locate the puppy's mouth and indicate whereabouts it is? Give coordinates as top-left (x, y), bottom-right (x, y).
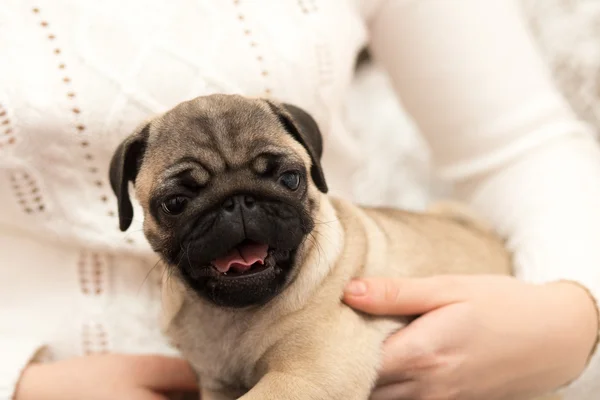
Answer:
top-left (210, 240), bottom-right (280, 278)
top-left (179, 238), bottom-right (299, 307)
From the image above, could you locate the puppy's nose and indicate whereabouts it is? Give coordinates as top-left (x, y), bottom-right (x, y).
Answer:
top-left (243, 195), bottom-right (255, 208)
top-left (222, 195), bottom-right (256, 212)
top-left (222, 197), bottom-right (236, 212)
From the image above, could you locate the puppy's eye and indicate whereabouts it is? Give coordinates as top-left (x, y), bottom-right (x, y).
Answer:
top-left (279, 171), bottom-right (300, 191)
top-left (161, 196), bottom-right (189, 215)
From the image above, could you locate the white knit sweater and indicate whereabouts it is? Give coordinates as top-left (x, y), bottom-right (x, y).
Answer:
top-left (2, 0), bottom-right (600, 399)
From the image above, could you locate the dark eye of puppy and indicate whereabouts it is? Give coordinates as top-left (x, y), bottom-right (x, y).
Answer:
top-left (279, 171), bottom-right (300, 191)
top-left (161, 196), bottom-right (189, 215)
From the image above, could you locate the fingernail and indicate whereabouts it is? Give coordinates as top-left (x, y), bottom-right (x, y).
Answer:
top-left (345, 279), bottom-right (367, 296)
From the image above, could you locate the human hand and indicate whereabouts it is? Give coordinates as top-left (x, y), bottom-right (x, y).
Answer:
top-left (14, 353), bottom-right (199, 400)
top-left (343, 275), bottom-right (598, 400)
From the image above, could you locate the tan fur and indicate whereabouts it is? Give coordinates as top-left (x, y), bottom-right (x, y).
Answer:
top-left (123, 95), bottom-right (559, 400)
top-left (427, 199), bottom-right (499, 236)
top-left (164, 196), bottom-right (558, 400)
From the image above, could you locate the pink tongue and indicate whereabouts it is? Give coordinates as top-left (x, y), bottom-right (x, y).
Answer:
top-left (212, 243), bottom-right (269, 273)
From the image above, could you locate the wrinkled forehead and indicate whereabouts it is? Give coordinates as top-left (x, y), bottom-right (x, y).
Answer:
top-left (143, 98), bottom-right (309, 176)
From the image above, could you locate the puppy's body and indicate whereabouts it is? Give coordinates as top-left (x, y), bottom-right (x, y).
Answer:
top-left (109, 94), bottom-right (557, 400)
top-left (164, 196), bottom-right (512, 399)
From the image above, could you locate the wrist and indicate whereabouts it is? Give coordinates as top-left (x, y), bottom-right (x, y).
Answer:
top-left (543, 280), bottom-right (599, 373)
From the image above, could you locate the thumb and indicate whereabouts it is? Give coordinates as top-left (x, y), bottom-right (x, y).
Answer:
top-left (342, 276), bottom-right (465, 316)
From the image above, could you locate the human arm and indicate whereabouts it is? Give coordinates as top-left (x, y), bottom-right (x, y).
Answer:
top-left (356, 0), bottom-right (600, 397)
top-left (13, 354), bottom-right (198, 400)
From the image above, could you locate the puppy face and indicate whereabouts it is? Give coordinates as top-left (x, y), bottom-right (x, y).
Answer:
top-left (109, 94), bottom-right (328, 308)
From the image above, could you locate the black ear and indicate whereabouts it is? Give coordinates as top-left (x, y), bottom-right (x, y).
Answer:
top-left (265, 101), bottom-right (328, 193)
top-left (109, 122), bottom-right (150, 231)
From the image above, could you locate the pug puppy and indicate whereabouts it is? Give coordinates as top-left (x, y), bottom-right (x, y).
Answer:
top-left (109, 94), bottom-right (560, 400)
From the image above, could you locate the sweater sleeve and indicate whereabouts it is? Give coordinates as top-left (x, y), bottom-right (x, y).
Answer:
top-left (0, 337), bottom-right (46, 400)
top-left (366, 0), bottom-right (600, 395)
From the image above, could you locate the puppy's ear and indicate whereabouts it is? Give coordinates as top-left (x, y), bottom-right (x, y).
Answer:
top-left (109, 121), bottom-right (150, 231)
top-left (265, 101), bottom-right (328, 193)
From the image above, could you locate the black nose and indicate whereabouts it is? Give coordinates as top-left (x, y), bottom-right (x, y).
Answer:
top-left (222, 195), bottom-right (256, 212)
top-left (243, 195), bottom-right (255, 208)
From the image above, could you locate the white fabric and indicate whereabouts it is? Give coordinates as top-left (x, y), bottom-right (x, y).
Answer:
top-left (1, 0), bottom-right (600, 398)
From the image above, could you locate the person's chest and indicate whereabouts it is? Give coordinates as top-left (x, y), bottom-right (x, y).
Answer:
top-left (0, 0), bottom-right (367, 152)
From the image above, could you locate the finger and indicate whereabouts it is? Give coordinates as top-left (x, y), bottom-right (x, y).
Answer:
top-left (131, 355), bottom-right (199, 392)
top-left (343, 276), bottom-right (465, 316)
top-left (370, 381), bottom-right (419, 400)
top-left (376, 333), bottom-right (414, 386)
top-left (376, 305), bottom-right (459, 388)
top-left (375, 324), bottom-right (437, 386)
